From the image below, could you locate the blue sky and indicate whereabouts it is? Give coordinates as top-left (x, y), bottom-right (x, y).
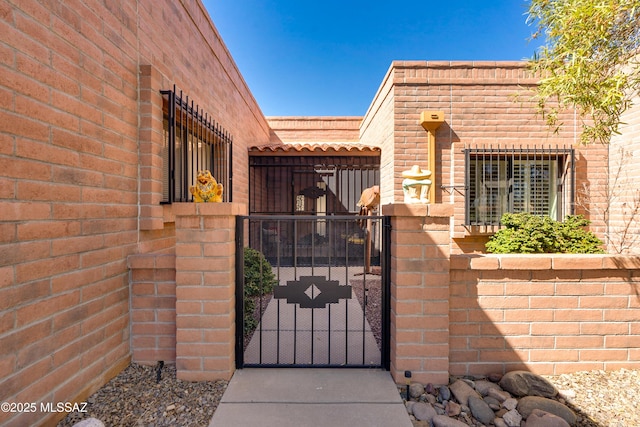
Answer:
top-left (204, 0), bottom-right (542, 116)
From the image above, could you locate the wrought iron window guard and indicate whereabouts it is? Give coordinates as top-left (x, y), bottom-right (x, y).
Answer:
top-left (464, 145), bottom-right (575, 226)
top-left (160, 86), bottom-right (233, 203)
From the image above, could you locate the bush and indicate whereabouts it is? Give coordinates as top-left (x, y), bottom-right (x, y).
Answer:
top-left (243, 247), bottom-right (277, 296)
top-left (485, 213), bottom-right (605, 254)
top-left (242, 247), bottom-right (277, 336)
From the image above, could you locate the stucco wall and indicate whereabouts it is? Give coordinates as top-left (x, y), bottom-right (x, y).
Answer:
top-left (608, 95), bottom-right (640, 253)
top-left (0, 0), bottom-right (268, 425)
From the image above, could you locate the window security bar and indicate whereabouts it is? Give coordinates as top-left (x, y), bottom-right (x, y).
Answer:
top-left (464, 145), bottom-right (575, 226)
top-left (161, 86), bottom-right (233, 203)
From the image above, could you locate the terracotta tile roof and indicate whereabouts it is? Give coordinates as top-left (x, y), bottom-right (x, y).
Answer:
top-left (249, 143), bottom-right (380, 155)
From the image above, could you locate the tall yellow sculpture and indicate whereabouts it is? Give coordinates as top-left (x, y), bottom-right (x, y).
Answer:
top-left (189, 170), bottom-right (223, 202)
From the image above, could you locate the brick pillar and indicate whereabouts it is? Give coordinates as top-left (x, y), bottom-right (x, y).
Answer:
top-left (174, 202), bottom-right (247, 381)
top-left (382, 203), bottom-right (453, 385)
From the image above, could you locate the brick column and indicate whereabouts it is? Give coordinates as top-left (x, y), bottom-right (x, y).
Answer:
top-left (174, 202), bottom-right (247, 381)
top-left (382, 203), bottom-right (453, 385)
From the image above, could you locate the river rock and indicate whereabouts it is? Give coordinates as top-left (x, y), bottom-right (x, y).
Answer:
top-left (474, 379), bottom-right (503, 396)
top-left (438, 385), bottom-right (452, 402)
top-left (484, 395), bottom-right (501, 410)
top-left (517, 396), bottom-right (576, 426)
top-left (500, 371), bottom-right (558, 398)
top-left (488, 387), bottom-right (512, 402)
top-left (410, 382), bottom-right (425, 399)
top-left (432, 414), bottom-right (472, 427)
top-left (445, 400), bottom-right (461, 416)
top-left (502, 397), bottom-right (518, 411)
top-left (488, 372), bottom-right (503, 382)
top-left (524, 409), bottom-right (571, 427)
top-left (502, 408), bottom-right (523, 427)
top-left (494, 418), bottom-right (508, 427)
top-left (449, 379), bottom-right (481, 406)
top-left (412, 402), bottom-right (437, 422)
top-left (468, 395), bottom-right (495, 425)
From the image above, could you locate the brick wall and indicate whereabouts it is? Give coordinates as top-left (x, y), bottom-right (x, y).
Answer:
top-left (1, 0), bottom-right (268, 425)
top-left (267, 117), bottom-right (361, 143)
top-left (362, 61), bottom-right (610, 253)
top-left (174, 203), bottom-right (246, 381)
top-left (1, 1), bottom-right (139, 425)
top-left (382, 203), bottom-right (454, 385)
top-left (129, 254), bottom-right (177, 364)
top-left (450, 254), bottom-right (640, 376)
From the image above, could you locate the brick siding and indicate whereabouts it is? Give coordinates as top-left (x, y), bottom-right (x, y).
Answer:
top-left (1, 0), bottom-right (268, 425)
top-left (450, 254), bottom-right (640, 376)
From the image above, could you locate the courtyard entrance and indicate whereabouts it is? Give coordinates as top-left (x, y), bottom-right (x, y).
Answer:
top-left (235, 215), bottom-right (390, 369)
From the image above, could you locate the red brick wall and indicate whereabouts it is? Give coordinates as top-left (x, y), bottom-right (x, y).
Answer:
top-left (450, 254), bottom-right (640, 376)
top-left (1, 0), bottom-right (268, 425)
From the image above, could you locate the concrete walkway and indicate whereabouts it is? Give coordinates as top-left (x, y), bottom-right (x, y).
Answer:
top-left (208, 368), bottom-right (413, 427)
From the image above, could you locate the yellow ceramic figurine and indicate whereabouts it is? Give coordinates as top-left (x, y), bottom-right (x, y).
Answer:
top-left (189, 170), bottom-right (223, 202)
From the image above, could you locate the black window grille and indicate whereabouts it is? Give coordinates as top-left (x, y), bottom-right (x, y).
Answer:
top-left (464, 145), bottom-right (574, 226)
top-left (161, 86), bottom-right (233, 203)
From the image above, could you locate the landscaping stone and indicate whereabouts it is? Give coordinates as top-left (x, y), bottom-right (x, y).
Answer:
top-left (438, 385), bottom-right (452, 402)
top-left (449, 379), bottom-right (480, 406)
top-left (517, 396), bottom-right (577, 426)
top-left (523, 409), bottom-right (571, 427)
top-left (412, 402), bottom-right (437, 422)
top-left (502, 397), bottom-right (518, 411)
top-left (474, 379), bottom-right (502, 396)
top-left (432, 414), bottom-right (471, 427)
top-left (502, 408), bottom-right (522, 427)
top-left (445, 401), bottom-right (461, 416)
top-left (410, 382), bottom-right (425, 399)
top-left (468, 396), bottom-right (495, 425)
top-left (483, 395), bottom-right (501, 410)
top-left (499, 370), bottom-right (558, 398)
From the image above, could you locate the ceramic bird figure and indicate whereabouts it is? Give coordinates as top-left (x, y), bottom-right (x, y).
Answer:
top-left (357, 185), bottom-right (380, 216)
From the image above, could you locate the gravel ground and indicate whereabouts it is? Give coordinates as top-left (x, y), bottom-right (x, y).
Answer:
top-left (544, 368), bottom-right (640, 427)
top-left (57, 364), bottom-right (639, 427)
top-left (350, 269), bottom-right (382, 349)
top-left (57, 363), bottom-right (227, 427)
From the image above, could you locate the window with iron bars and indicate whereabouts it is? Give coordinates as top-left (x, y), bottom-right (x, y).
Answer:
top-left (160, 86), bottom-right (233, 203)
top-left (464, 145), bottom-right (575, 226)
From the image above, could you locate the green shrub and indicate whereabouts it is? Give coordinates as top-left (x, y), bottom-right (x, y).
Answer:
top-left (485, 213), bottom-right (605, 254)
top-left (242, 247), bottom-right (277, 336)
top-left (243, 247), bottom-right (277, 296)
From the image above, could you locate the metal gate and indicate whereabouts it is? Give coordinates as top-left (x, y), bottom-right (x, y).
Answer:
top-left (235, 215), bottom-right (390, 369)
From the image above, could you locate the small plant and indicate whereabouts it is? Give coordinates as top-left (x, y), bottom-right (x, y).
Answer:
top-left (242, 247), bottom-right (277, 336)
top-left (243, 247), bottom-right (277, 296)
top-left (486, 212), bottom-right (605, 254)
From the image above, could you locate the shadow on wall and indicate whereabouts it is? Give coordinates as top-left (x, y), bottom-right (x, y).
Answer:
top-left (449, 253), bottom-right (640, 425)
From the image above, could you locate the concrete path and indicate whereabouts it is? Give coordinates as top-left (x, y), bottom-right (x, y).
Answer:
top-left (244, 266), bottom-right (381, 367)
top-left (208, 368), bottom-right (413, 427)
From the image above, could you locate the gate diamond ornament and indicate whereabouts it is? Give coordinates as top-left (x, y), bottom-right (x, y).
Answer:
top-left (273, 275), bottom-right (352, 309)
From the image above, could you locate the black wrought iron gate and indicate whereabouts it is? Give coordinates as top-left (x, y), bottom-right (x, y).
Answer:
top-left (235, 215), bottom-right (390, 369)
